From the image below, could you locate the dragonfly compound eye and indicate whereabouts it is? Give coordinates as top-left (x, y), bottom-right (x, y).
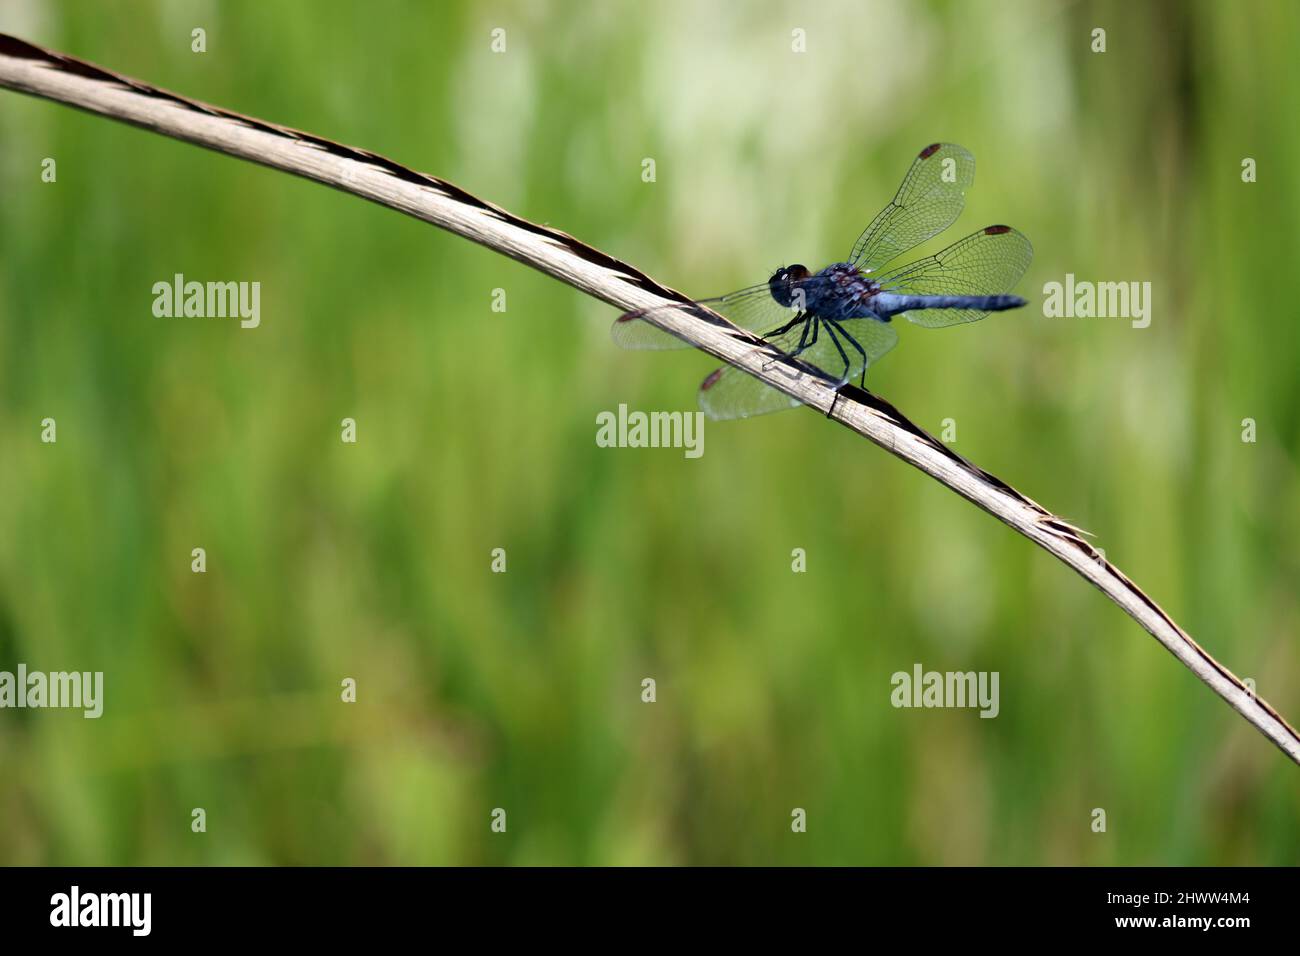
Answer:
top-left (769, 264), bottom-right (809, 307)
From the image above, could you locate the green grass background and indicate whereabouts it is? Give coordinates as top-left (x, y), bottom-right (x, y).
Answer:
top-left (0, 0), bottom-right (1297, 865)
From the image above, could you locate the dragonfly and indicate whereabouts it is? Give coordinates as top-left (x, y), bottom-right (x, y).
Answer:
top-left (611, 143), bottom-right (1033, 420)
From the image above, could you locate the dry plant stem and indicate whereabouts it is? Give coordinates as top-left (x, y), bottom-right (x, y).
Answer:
top-left (2, 32), bottom-right (1297, 767)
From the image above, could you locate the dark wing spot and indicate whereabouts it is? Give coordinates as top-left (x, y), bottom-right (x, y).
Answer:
top-left (615, 310), bottom-right (644, 323)
top-left (984, 224), bottom-right (1012, 235)
top-left (701, 368), bottom-right (725, 391)
top-left (919, 143), bottom-right (942, 159)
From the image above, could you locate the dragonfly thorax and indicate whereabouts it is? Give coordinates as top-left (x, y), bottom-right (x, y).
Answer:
top-left (786, 261), bottom-right (882, 321)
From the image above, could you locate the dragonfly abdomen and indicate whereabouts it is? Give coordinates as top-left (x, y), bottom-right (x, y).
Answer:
top-left (872, 293), bottom-right (1026, 319)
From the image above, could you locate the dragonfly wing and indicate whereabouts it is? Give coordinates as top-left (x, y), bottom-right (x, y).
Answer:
top-left (611, 276), bottom-right (831, 350)
top-left (697, 320), bottom-right (821, 420)
top-left (875, 226), bottom-right (1033, 328)
top-left (698, 365), bottom-right (805, 420)
top-left (610, 304), bottom-right (698, 349)
top-left (850, 143), bottom-right (975, 273)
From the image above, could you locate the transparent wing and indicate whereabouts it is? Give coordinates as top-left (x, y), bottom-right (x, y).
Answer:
top-left (876, 225), bottom-right (1033, 328)
top-left (849, 143), bottom-right (975, 273)
top-left (611, 276), bottom-right (832, 350)
top-left (697, 315), bottom-right (897, 421)
top-left (697, 365), bottom-right (805, 420)
top-left (696, 320), bottom-right (812, 420)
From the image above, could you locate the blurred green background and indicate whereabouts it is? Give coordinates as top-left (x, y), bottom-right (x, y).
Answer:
top-left (0, 0), bottom-right (1297, 865)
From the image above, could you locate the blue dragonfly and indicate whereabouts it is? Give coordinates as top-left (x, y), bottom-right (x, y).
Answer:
top-left (612, 143), bottom-right (1032, 419)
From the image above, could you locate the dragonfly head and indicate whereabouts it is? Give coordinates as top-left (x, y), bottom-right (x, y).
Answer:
top-left (768, 264), bottom-right (810, 308)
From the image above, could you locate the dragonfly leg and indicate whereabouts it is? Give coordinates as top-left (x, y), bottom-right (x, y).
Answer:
top-left (792, 315), bottom-right (813, 353)
top-left (791, 316), bottom-right (819, 357)
top-left (822, 321), bottom-right (853, 387)
top-left (764, 310), bottom-right (809, 340)
top-left (762, 317), bottom-right (817, 373)
top-left (782, 319), bottom-right (821, 372)
top-left (826, 319), bottom-right (869, 387)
